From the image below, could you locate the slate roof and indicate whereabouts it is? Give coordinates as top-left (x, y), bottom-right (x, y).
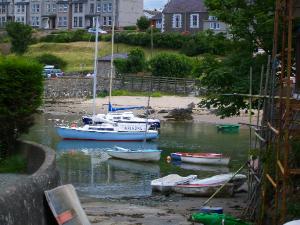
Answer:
top-left (152, 12), bottom-right (162, 20)
top-left (98, 53), bottom-right (128, 62)
top-left (163, 0), bottom-right (207, 13)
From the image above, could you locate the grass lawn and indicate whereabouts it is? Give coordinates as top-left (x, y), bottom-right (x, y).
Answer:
top-left (26, 41), bottom-right (178, 73)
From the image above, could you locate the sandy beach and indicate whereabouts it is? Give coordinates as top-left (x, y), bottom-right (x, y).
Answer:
top-left (43, 96), bottom-right (255, 125)
top-left (43, 96), bottom-right (250, 224)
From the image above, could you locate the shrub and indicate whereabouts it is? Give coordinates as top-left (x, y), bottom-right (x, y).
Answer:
top-left (114, 48), bottom-right (146, 74)
top-left (136, 16), bottom-right (150, 31)
top-left (6, 22), bottom-right (33, 54)
top-left (127, 48), bottom-right (146, 73)
top-left (35, 53), bottom-right (67, 69)
top-left (114, 58), bottom-right (128, 74)
top-left (123, 26), bottom-right (137, 31)
top-left (0, 56), bottom-right (43, 159)
top-left (39, 30), bottom-right (96, 43)
top-left (149, 53), bottom-right (193, 77)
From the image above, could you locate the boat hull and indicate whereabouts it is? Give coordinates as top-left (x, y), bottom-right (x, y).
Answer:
top-left (151, 174), bottom-right (197, 193)
top-left (181, 156), bottom-right (230, 166)
top-left (56, 127), bottom-right (158, 141)
top-left (173, 183), bottom-right (234, 197)
top-left (106, 150), bottom-right (161, 162)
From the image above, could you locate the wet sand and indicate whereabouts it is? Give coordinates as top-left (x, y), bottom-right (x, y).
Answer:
top-left (43, 96), bottom-right (256, 125)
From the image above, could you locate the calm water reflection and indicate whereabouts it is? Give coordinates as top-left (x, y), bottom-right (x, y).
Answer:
top-left (22, 114), bottom-right (250, 198)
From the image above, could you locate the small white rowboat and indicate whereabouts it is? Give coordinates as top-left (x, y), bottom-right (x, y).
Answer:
top-left (173, 183), bottom-right (234, 197)
top-left (171, 152), bottom-right (230, 166)
top-left (106, 146), bottom-right (162, 162)
top-left (151, 174), bottom-right (197, 192)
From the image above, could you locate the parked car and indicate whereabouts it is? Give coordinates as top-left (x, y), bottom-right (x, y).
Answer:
top-left (87, 27), bottom-right (107, 34)
top-left (42, 65), bottom-right (64, 78)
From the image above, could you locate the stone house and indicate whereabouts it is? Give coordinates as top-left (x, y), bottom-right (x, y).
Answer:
top-left (162, 0), bottom-right (208, 33)
top-left (0, 0), bottom-right (143, 30)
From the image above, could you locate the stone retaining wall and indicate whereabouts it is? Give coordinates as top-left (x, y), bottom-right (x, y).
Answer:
top-left (44, 76), bottom-right (199, 99)
top-left (0, 141), bottom-right (60, 225)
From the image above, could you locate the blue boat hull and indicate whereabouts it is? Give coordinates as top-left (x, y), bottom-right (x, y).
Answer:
top-left (56, 127), bottom-right (159, 141)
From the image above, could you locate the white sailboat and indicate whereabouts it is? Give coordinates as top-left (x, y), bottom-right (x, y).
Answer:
top-left (82, 1), bottom-right (160, 130)
top-left (56, 17), bottom-right (158, 141)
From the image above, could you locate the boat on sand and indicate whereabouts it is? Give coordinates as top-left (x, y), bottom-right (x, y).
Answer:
top-left (151, 174), bottom-right (197, 192)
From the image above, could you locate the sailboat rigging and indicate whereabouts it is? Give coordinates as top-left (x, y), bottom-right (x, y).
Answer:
top-left (55, 16), bottom-right (158, 141)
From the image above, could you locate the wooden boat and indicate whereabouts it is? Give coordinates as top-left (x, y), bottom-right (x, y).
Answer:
top-left (175, 162), bottom-right (230, 173)
top-left (216, 124), bottom-right (240, 132)
top-left (106, 146), bottom-right (162, 162)
top-left (171, 152), bottom-right (230, 166)
top-left (151, 174), bottom-right (197, 192)
top-left (173, 183), bottom-right (234, 197)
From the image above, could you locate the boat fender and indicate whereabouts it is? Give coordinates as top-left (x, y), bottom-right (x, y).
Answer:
top-left (166, 156), bottom-right (171, 163)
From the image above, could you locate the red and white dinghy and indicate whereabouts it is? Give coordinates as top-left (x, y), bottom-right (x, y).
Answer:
top-left (171, 152), bottom-right (230, 166)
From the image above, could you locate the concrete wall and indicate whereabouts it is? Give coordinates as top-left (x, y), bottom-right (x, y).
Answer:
top-left (118, 0), bottom-right (143, 27)
top-left (44, 76), bottom-right (199, 99)
top-left (0, 141), bottom-right (60, 225)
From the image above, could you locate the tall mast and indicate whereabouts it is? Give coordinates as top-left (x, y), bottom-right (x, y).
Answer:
top-left (92, 16), bottom-right (99, 116)
top-left (108, 0), bottom-right (116, 108)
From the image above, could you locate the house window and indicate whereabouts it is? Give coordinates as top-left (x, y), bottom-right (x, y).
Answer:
top-left (46, 4), bottom-right (51, 13)
top-left (79, 17), bottom-right (83, 27)
top-left (74, 3), bottom-right (82, 13)
top-left (31, 16), bottom-right (40, 26)
top-left (103, 3), bottom-right (107, 12)
top-left (90, 3), bottom-right (94, 13)
top-left (73, 17), bottom-right (78, 27)
top-left (208, 16), bottom-right (218, 21)
top-left (16, 5), bottom-right (25, 14)
top-left (96, 3), bottom-right (101, 12)
top-left (0, 16), bottom-right (6, 27)
top-left (15, 16), bottom-right (25, 24)
top-left (52, 4), bottom-right (56, 12)
top-left (172, 14), bottom-right (181, 28)
top-left (103, 16), bottom-right (111, 26)
top-left (63, 4), bottom-right (68, 12)
top-left (108, 3), bottom-right (112, 12)
top-left (58, 16), bottom-right (67, 27)
top-left (31, 4), bottom-right (40, 13)
top-left (190, 14), bottom-right (199, 28)
top-left (0, 5), bottom-right (6, 14)
top-left (210, 22), bottom-right (220, 30)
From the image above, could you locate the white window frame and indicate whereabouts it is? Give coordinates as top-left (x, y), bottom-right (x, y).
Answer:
top-left (210, 22), bottom-right (220, 30)
top-left (96, 3), bottom-right (101, 12)
top-left (63, 4), bottom-right (68, 12)
top-left (172, 14), bottom-right (182, 28)
top-left (52, 4), bottom-right (56, 12)
top-left (103, 3), bottom-right (107, 12)
top-left (103, 16), bottom-right (111, 26)
top-left (190, 14), bottom-right (199, 28)
top-left (108, 3), bottom-right (112, 12)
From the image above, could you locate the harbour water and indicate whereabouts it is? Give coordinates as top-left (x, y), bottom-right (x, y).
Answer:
top-left (22, 113), bottom-right (250, 199)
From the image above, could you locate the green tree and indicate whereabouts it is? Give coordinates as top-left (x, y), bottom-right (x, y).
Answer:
top-left (114, 48), bottom-right (146, 74)
top-left (6, 22), bottom-right (33, 54)
top-left (194, 0), bottom-right (275, 117)
top-left (0, 56), bottom-right (43, 159)
top-left (35, 53), bottom-right (67, 69)
top-left (136, 16), bottom-right (150, 31)
top-left (149, 53), bottom-right (193, 78)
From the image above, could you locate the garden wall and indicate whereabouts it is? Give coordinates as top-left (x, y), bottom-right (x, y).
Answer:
top-left (0, 141), bottom-right (60, 225)
top-left (44, 75), bottom-right (200, 99)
